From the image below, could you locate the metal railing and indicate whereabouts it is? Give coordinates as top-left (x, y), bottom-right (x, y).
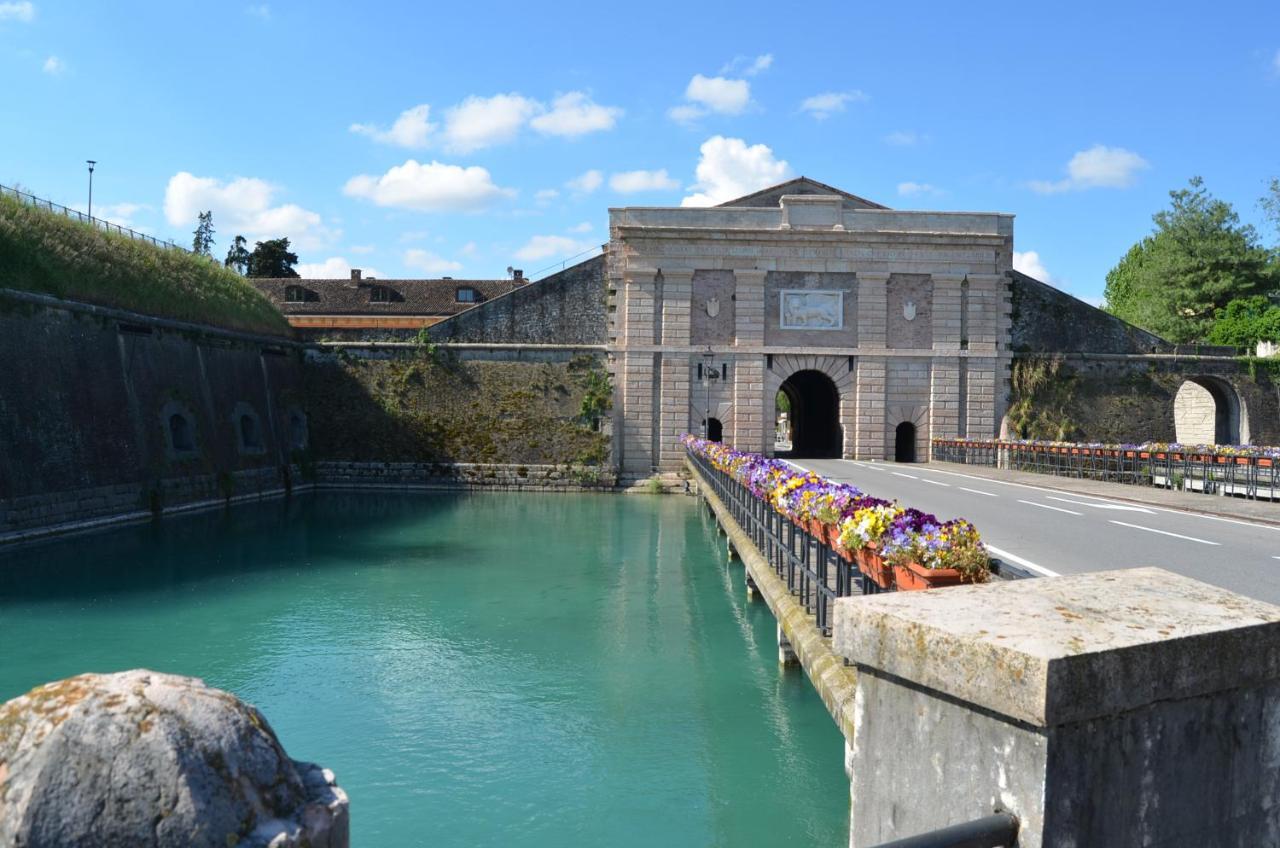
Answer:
top-left (933, 439), bottom-right (1280, 501)
top-left (1, 184), bottom-right (183, 252)
top-left (688, 449), bottom-right (884, 635)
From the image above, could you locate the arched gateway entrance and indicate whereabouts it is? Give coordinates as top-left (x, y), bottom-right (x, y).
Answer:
top-left (1174, 377), bottom-right (1246, 446)
top-left (777, 370), bottom-right (841, 458)
top-left (895, 422), bottom-right (917, 462)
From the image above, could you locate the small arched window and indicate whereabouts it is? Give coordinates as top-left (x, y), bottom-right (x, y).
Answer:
top-left (284, 285), bottom-right (307, 303)
top-left (169, 413), bottom-right (194, 452)
top-left (455, 287), bottom-right (478, 303)
top-left (240, 414), bottom-right (262, 450)
top-left (369, 285), bottom-right (392, 303)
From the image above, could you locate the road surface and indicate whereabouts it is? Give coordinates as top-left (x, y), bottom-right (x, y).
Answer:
top-left (794, 458), bottom-right (1280, 605)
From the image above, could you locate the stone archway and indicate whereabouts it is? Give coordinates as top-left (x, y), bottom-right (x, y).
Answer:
top-left (1175, 376), bottom-right (1248, 445)
top-left (765, 355), bottom-right (855, 458)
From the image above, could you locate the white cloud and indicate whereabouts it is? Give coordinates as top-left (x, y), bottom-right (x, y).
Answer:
top-left (1013, 250), bottom-right (1053, 282)
top-left (164, 172), bottom-right (338, 251)
top-left (799, 91), bottom-right (867, 119)
top-left (296, 257), bottom-right (382, 279)
top-left (897, 181), bottom-right (944, 198)
top-left (884, 130), bottom-right (922, 146)
top-left (1029, 144), bottom-right (1149, 194)
top-left (398, 230), bottom-right (430, 243)
top-left (245, 4), bottom-right (269, 19)
top-left (92, 202), bottom-right (148, 227)
top-left (349, 244), bottom-right (375, 254)
top-left (514, 234), bottom-right (593, 262)
top-left (460, 241), bottom-right (477, 256)
top-left (721, 53), bottom-right (773, 77)
top-left (530, 91), bottom-right (622, 137)
top-left (534, 188), bottom-right (560, 204)
top-left (349, 104), bottom-right (435, 149)
top-left (41, 55), bottom-right (64, 75)
top-left (568, 221), bottom-right (592, 233)
top-left (609, 169), bottom-right (679, 193)
top-left (343, 159), bottom-right (514, 212)
top-left (0, 2), bottom-right (34, 21)
top-left (441, 93), bottom-right (539, 153)
top-left (681, 136), bottom-right (792, 207)
top-left (685, 74), bottom-right (751, 114)
top-left (403, 248), bottom-right (462, 274)
top-left (565, 169), bottom-right (603, 194)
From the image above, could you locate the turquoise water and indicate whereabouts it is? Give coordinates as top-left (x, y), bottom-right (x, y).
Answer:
top-left (0, 492), bottom-right (849, 846)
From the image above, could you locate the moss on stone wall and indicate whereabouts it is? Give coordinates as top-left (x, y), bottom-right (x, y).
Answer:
top-left (304, 351), bottom-right (612, 465)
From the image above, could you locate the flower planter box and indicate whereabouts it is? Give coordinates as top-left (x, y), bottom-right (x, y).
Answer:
top-left (892, 560), bottom-right (966, 591)
top-left (825, 524), bottom-right (843, 551)
top-left (856, 544), bottom-right (894, 589)
top-left (808, 518), bottom-right (827, 539)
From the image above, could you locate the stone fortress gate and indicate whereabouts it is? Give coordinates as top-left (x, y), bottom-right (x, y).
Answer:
top-left (608, 178), bottom-right (1013, 476)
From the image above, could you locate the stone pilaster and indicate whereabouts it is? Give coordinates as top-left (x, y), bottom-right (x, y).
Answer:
top-left (620, 352), bottom-right (656, 474)
top-left (733, 269), bottom-right (767, 346)
top-left (965, 274), bottom-right (1003, 354)
top-left (966, 357), bottom-right (997, 438)
top-left (929, 358), bottom-right (961, 454)
top-left (660, 269), bottom-right (693, 346)
top-left (733, 356), bottom-right (765, 451)
top-left (931, 273), bottom-right (965, 352)
top-left (658, 355), bottom-right (690, 469)
top-left (621, 267), bottom-right (657, 346)
top-left (857, 272), bottom-right (889, 348)
top-left (855, 356), bottom-right (886, 459)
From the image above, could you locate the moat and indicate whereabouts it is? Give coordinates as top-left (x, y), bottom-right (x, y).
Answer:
top-left (0, 492), bottom-right (848, 846)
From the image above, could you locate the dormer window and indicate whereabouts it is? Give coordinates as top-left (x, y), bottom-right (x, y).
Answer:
top-left (369, 285), bottom-right (392, 303)
top-left (456, 287), bottom-right (478, 303)
top-left (284, 285), bottom-right (306, 303)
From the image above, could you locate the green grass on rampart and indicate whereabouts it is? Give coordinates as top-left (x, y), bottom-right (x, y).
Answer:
top-left (0, 194), bottom-right (291, 337)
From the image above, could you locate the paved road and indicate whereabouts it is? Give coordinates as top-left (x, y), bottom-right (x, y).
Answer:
top-left (794, 458), bottom-right (1280, 605)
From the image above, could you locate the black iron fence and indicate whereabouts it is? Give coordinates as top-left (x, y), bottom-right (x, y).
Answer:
top-left (933, 439), bottom-right (1280, 501)
top-left (0, 184), bottom-right (183, 252)
top-left (688, 449), bottom-right (884, 635)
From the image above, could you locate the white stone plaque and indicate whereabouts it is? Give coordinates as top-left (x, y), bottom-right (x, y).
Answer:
top-left (779, 290), bottom-right (843, 330)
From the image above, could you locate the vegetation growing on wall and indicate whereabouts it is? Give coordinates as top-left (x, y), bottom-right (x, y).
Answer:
top-left (0, 194), bottom-right (291, 336)
top-left (1005, 356), bottom-right (1080, 441)
top-left (305, 350), bottom-right (612, 466)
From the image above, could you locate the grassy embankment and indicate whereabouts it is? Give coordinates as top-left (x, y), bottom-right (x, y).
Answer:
top-left (0, 193), bottom-right (290, 336)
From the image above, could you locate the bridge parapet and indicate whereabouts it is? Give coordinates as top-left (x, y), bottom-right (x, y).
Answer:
top-left (834, 568), bottom-right (1280, 847)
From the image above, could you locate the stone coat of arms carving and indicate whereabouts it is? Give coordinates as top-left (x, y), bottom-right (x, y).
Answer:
top-left (705, 297), bottom-right (720, 318)
top-left (903, 300), bottom-right (917, 321)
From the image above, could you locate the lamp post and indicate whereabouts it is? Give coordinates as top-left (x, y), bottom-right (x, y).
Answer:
top-left (85, 160), bottom-right (96, 220)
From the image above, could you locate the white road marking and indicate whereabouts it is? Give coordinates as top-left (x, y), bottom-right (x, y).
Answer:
top-left (1018, 499), bottom-right (1082, 516)
top-left (959, 487), bottom-right (997, 497)
top-left (1109, 520), bottom-right (1220, 546)
top-left (901, 464), bottom-right (1280, 534)
top-left (892, 472), bottom-right (918, 480)
top-left (921, 478), bottom-right (950, 487)
top-left (985, 544), bottom-right (1060, 577)
top-left (1045, 495), bottom-right (1153, 514)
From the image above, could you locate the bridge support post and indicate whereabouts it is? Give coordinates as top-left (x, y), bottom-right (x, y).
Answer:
top-left (745, 574), bottom-right (758, 601)
top-left (726, 539), bottom-right (739, 560)
top-left (777, 623), bottom-right (798, 667)
top-left (832, 568), bottom-right (1280, 848)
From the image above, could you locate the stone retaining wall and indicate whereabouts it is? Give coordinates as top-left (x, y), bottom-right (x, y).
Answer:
top-left (316, 461), bottom-right (617, 491)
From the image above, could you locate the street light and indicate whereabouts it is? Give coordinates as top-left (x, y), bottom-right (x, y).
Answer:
top-left (85, 160), bottom-right (96, 220)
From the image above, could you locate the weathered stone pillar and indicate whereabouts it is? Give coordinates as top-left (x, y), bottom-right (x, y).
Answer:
top-left (931, 273), bottom-right (965, 352)
top-left (855, 272), bottom-right (889, 459)
top-left (964, 273), bottom-right (1004, 354)
top-left (619, 268), bottom-right (657, 474)
top-left (658, 270), bottom-right (694, 469)
top-left (732, 269), bottom-right (768, 452)
top-left (854, 357), bottom-right (885, 459)
top-left (929, 358), bottom-right (961, 451)
top-left (833, 568), bottom-right (1280, 847)
top-left (967, 356), bottom-right (997, 439)
top-left (733, 269), bottom-right (767, 346)
top-left (929, 275), bottom-right (965, 454)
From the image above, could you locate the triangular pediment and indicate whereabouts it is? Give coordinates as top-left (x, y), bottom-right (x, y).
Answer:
top-left (716, 177), bottom-right (889, 210)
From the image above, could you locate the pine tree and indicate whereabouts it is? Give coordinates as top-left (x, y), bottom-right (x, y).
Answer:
top-left (246, 238), bottom-right (300, 278)
top-left (224, 235), bottom-right (250, 275)
top-left (191, 211), bottom-right (215, 256)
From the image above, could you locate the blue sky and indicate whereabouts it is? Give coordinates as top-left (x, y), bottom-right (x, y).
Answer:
top-left (3, 1), bottom-right (1278, 303)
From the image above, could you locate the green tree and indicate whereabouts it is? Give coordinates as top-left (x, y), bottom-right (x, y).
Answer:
top-left (191, 211), bottom-right (215, 256)
top-left (224, 235), bottom-right (250, 275)
top-left (1204, 296), bottom-right (1280, 349)
top-left (1104, 177), bottom-right (1279, 342)
top-left (1263, 177), bottom-right (1280, 242)
top-left (246, 238), bottom-right (299, 278)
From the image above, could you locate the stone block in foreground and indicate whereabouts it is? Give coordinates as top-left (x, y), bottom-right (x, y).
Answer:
top-left (833, 567), bottom-right (1280, 848)
top-left (0, 669), bottom-right (348, 848)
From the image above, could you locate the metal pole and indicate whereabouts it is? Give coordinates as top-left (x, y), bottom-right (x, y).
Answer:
top-left (86, 160), bottom-right (96, 219)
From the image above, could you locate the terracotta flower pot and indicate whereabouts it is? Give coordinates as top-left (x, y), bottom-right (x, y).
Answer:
top-left (825, 524), bottom-right (843, 550)
top-left (892, 561), bottom-right (966, 591)
top-left (856, 544), bottom-right (893, 589)
top-left (808, 518), bottom-right (827, 539)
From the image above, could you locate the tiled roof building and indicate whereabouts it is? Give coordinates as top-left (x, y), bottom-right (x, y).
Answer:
top-left (248, 269), bottom-right (525, 333)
